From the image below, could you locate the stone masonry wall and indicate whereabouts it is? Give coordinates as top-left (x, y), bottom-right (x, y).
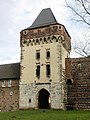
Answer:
top-left (0, 79), bottom-right (19, 111)
top-left (20, 25), bottom-right (71, 52)
top-left (19, 82), bottom-right (65, 110)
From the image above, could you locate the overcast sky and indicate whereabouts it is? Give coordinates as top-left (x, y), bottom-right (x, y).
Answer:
top-left (0, 0), bottom-right (83, 64)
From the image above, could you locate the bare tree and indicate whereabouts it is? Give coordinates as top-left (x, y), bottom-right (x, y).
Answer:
top-left (66, 0), bottom-right (90, 27)
top-left (73, 35), bottom-right (90, 57)
top-left (66, 0), bottom-right (90, 56)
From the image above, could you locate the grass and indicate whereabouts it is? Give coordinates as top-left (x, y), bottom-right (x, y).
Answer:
top-left (0, 109), bottom-right (90, 120)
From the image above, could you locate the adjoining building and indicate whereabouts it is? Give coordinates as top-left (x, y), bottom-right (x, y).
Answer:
top-left (0, 63), bottom-right (20, 111)
top-left (0, 8), bottom-right (90, 111)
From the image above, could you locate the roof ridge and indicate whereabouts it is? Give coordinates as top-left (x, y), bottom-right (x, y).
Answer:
top-left (0, 62), bottom-right (20, 66)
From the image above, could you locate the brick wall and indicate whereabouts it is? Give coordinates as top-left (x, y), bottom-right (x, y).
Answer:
top-left (0, 79), bottom-right (19, 111)
top-left (20, 25), bottom-right (71, 52)
top-left (65, 57), bottom-right (90, 110)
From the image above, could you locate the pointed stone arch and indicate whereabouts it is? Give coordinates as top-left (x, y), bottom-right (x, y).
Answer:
top-left (38, 88), bottom-right (50, 109)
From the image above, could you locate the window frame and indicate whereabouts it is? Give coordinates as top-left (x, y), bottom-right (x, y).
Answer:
top-left (46, 64), bottom-right (51, 77)
top-left (2, 80), bottom-right (5, 87)
top-left (36, 65), bottom-right (40, 78)
top-left (46, 51), bottom-right (50, 59)
top-left (8, 80), bottom-right (12, 87)
top-left (36, 50), bottom-right (40, 60)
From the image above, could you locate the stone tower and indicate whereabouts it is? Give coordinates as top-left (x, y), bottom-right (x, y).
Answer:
top-left (19, 8), bottom-right (71, 109)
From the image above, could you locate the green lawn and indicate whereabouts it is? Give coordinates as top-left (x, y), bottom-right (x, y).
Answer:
top-left (0, 109), bottom-right (90, 120)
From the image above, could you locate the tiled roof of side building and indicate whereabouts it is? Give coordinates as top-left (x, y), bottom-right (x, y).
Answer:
top-left (0, 63), bottom-right (20, 80)
top-left (26, 8), bottom-right (58, 29)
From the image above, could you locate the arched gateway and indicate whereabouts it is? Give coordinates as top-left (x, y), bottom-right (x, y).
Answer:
top-left (38, 89), bottom-right (50, 109)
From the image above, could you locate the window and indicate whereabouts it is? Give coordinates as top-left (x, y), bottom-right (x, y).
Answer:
top-left (8, 80), bottom-right (12, 87)
top-left (36, 50), bottom-right (40, 60)
top-left (36, 65), bottom-right (40, 78)
top-left (23, 30), bottom-right (28, 35)
top-left (10, 91), bottom-right (13, 96)
top-left (29, 99), bottom-right (31, 103)
top-left (53, 26), bottom-right (55, 29)
top-left (46, 64), bottom-right (50, 77)
top-left (78, 63), bottom-right (82, 70)
top-left (46, 51), bottom-right (50, 59)
top-left (59, 26), bottom-right (62, 29)
top-left (66, 79), bottom-right (73, 85)
top-left (2, 80), bottom-right (5, 87)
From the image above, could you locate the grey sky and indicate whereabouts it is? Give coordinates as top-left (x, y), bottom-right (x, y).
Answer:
top-left (0, 0), bottom-right (83, 64)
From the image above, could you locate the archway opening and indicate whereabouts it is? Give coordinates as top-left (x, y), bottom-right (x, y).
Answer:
top-left (38, 89), bottom-right (50, 109)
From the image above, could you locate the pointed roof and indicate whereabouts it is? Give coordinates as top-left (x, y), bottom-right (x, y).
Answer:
top-left (27, 8), bottom-right (58, 29)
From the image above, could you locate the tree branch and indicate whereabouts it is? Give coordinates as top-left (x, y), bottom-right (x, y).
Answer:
top-left (66, 0), bottom-right (90, 26)
top-left (81, 0), bottom-right (90, 16)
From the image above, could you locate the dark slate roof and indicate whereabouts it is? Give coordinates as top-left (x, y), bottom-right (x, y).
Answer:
top-left (27, 8), bottom-right (58, 29)
top-left (0, 63), bottom-right (20, 80)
